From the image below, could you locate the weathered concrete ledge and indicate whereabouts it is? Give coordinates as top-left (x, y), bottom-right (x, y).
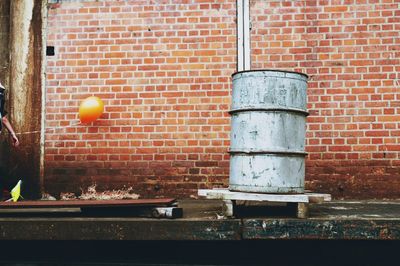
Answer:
top-left (0, 200), bottom-right (398, 241)
top-left (0, 218), bottom-right (241, 241)
top-left (243, 219), bottom-right (400, 240)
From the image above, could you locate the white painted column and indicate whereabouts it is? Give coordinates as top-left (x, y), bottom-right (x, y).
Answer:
top-left (237, 0), bottom-right (251, 71)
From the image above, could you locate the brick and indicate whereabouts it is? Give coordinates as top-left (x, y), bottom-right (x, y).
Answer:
top-left (42, 0), bottom-right (400, 199)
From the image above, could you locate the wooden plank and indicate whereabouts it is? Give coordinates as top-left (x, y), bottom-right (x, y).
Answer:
top-left (223, 200), bottom-right (235, 217)
top-left (297, 203), bottom-right (309, 219)
top-left (198, 189), bottom-right (309, 203)
top-left (307, 193), bottom-right (332, 203)
top-left (0, 198), bottom-right (176, 209)
top-left (200, 189), bottom-right (331, 203)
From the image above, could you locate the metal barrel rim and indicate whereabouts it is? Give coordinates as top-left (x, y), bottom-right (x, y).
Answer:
top-left (232, 69), bottom-right (309, 80)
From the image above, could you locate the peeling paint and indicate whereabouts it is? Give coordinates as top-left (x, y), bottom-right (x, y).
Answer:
top-left (8, 0), bottom-right (43, 199)
top-left (10, 0), bottom-right (34, 126)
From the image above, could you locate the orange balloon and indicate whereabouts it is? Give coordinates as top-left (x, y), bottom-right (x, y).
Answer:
top-left (79, 96), bottom-right (104, 123)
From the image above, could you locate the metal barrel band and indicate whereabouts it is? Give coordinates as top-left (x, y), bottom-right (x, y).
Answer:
top-left (229, 150), bottom-right (307, 156)
top-left (229, 107), bottom-right (309, 116)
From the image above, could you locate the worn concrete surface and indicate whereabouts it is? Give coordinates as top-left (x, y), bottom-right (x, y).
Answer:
top-left (0, 199), bottom-right (398, 241)
top-left (242, 201), bottom-right (400, 239)
top-left (0, 200), bottom-right (398, 265)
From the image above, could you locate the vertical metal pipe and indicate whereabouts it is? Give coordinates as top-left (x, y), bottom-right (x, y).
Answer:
top-left (237, 0), bottom-right (244, 71)
top-left (237, 0), bottom-right (250, 71)
top-left (243, 0), bottom-right (250, 70)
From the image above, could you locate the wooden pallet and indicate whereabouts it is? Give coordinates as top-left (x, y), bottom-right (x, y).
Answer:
top-left (198, 188), bottom-right (331, 218)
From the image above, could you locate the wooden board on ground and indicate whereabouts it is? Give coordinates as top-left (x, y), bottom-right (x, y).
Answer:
top-left (0, 198), bottom-right (182, 219)
top-left (0, 198), bottom-right (176, 208)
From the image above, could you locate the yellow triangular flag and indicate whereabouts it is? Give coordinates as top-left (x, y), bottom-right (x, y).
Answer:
top-left (10, 180), bottom-right (22, 202)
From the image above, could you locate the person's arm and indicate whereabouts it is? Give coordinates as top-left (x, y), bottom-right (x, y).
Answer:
top-left (2, 116), bottom-right (19, 146)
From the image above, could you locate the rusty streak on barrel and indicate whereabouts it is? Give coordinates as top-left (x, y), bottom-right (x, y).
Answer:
top-left (229, 70), bottom-right (308, 194)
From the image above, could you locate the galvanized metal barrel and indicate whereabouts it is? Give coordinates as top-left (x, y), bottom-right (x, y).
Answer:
top-left (229, 70), bottom-right (308, 193)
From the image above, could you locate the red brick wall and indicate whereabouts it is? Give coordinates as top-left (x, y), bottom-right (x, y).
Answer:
top-left (45, 0), bottom-right (236, 198)
top-left (251, 0), bottom-right (400, 198)
top-left (45, 0), bottom-right (400, 199)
